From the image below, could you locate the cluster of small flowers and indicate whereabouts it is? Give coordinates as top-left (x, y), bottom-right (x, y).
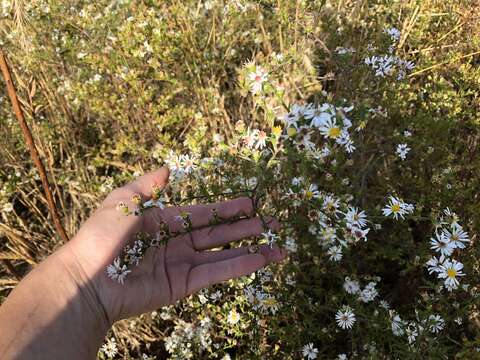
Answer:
top-left (382, 195), bottom-right (414, 220)
top-left (364, 27), bottom-right (415, 80)
top-left (107, 188), bottom-right (171, 284)
top-left (335, 46), bottom-right (356, 55)
top-left (389, 311), bottom-right (445, 345)
top-left (426, 208), bottom-right (469, 291)
top-left (164, 317), bottom-right (212, 359)
top-left (285, 176), bottom-right (370, 264)
top-left (106, 235), bottom-right (152, 284)
top-left (344, 277), bottom-right (378, 303)
top-left (241, 128), bottom-right (268, 150)
top-left (364, 55), bottom-right (415, 80)
top-left (164, 151), bottom-right (198, 180)
top-left (243, 269), bottom-right (280, 315)
top-left (282, 102), bottom-right (356, 154)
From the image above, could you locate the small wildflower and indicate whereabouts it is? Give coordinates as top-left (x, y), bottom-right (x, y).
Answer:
top-left (396, 143), bottom-right (411, 160)
top-left (335, 306), bottom-right (356, 329)
top-left (391, 313), bottom-right (405, 336)
top-left (428, 314), bottom-right (445, 333)
top-left (430, 233), bottom-right (455, 257)
top-left (302, 343), bottom-right (318, 359)
top-left (106, 257), bottom-right (131, 285)
top-left (247, 67), bottom-right (268, 94)
top-left (438, 259), bottom-right (465, 291)
top-left (227, 309), bottom-right (240, 325)
top-left (382, 196), bottom-right (414, 220)
top-left (327, 245), bottom-right (343, 261)
top-left (101, 338), bottom-right (118, 358)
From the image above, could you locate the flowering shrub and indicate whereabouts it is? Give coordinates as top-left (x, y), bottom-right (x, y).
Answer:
top-left (1, 0), bottom-right (480, 359)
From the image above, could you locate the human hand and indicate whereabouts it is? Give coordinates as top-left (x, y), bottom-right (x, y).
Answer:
top-left (63, 167), bottom-right (288, 324)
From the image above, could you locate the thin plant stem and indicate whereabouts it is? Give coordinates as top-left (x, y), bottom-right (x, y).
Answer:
top-left (0, 50), bottom-right (69, 244)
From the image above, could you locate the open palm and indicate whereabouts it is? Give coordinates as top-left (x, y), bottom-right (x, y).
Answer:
top-left (65, 168), bottom-right (287, 324)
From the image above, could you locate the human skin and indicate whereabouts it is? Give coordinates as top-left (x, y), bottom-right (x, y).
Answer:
top-left (0, 167), bottom-right (288, 359)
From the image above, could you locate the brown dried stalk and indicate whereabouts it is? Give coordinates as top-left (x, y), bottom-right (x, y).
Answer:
top-left (0, 50), bottom-right (69, 244)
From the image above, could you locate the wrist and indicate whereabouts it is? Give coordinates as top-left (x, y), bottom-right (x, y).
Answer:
top-left (0, 245), bottom-right (110, 359)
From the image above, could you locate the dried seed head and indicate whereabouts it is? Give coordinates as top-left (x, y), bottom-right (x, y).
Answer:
top-left (116, 201), bottom-right (129, 215)
top-left (151, 184), bottom-right (162, 200)
top-left (131, 194), bottom-right (142, 205)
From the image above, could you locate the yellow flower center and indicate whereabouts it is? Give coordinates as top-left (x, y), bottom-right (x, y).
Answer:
top-left (328, 127), bottom-right (341, 139)
top-left (305, 191), bottom-right (313, 200)
top-left (451, 235), bottom-right (459, 241)
top-left (391, 204), bottom-right (401, 213)
top-left (447, 268), bottom-right (457, 278)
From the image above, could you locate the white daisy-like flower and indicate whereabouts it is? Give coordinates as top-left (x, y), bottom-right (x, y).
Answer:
top-left (390, 313), bottom-right (405, 336)
top-left (106, 257), bottom-right (131, 285)
top-left (227, 309), bottom-right (240, 325)
top-left (247, 67), bottom-right (268, 94)
top-left (406, 323), bottom-right (418, 344)
top-left (430, 233), bottom-right (455, 257)
top-left (438, 259), bottom-right (465, 291)
top-left (262, 229), bottom-right (278, 248)
top-left (384, 27), bottom-right (401, 42)
top-left (382, 195), bottom-right (414, 220)
top-left (403, 130), bottom-right (412, 137)
top-left (291, 177), bottom-right (304, 186)
top-left (242, 128), bottom-right (258, 148)
top-left (181, 154), bottom-right (197, 174)
top-left (306, 103), bottom-right (335, 128)
top-left (322, 194), bottom-right (340, 213)
top-left (428, 314), bottom-right (445, 333)
top-left (101, 338), bottom-right (118, 358)
top-left (345, 207), bottom-right (368, 228)
top-left (317, 117), bottom-right (343, 140)
top-left (304, 183), bottom-right (320, 200)
top-left (442, 226), bottom-right (470, 249)
top-left (335, 306), bottom-right (356, 330)
top-left (442, 207), bottom-right (460, 228)
top-left (302, 343), bottom-right (318, 359)
top-left (426, 255), bottom-right (445, 274)
top-left (327, 245), bottom-right (343, 261)
top-left (255, 130), bottom-right (268, 149)
top-left (343, 277), bottom-right (361, 295)
top-left (380, 300), bottom-right (390, 310)
top-left (396, 143), bottom-right (411, 160)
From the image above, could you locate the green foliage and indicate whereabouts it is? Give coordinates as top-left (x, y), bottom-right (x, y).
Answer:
top-left (1, 0), bottom-right (480, 359)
